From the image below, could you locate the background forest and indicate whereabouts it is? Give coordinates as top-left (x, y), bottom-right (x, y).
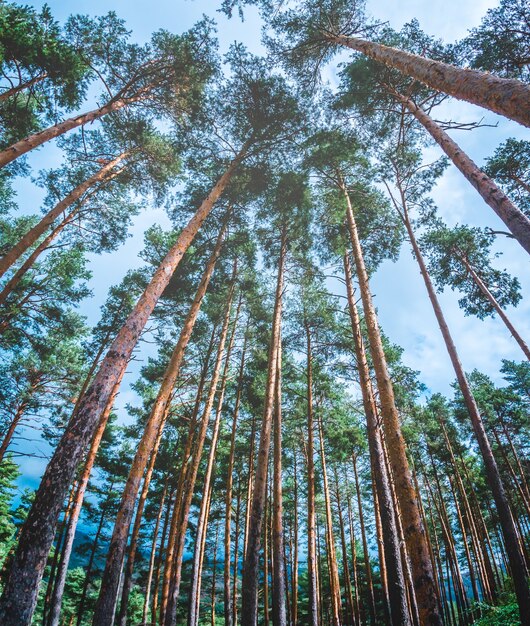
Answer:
top-left (0, 0), bottom-right (529, 625)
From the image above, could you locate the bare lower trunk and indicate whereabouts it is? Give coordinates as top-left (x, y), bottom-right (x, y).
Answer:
top-left (343, 253), bottom-right (411, 626)
top-left (402, 207), bottom-right (530, 624)
top-left (46, 378), bottom-right (124, 626)
top-left (330, 33), bottom-right (530, 128)
top-left (343, 185), bottom-right (440, 626)
top-left (240, 231), bottom-right (286, 626)
top-left (272, 338), bottom-right (287, 626)
top-left (224, 329), bottom-right (248, 626)
top-left (93, 218), bottom-right (229, 626)
top-left (0, 148), bottom-right (246, 626)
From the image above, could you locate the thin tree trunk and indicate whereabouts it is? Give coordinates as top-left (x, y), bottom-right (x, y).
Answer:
top-left (334, 470), bottom-right (355, 626)
top-left (304, 321), bottom-right (319, 626)
top-left (343, 252), bottom-right (411, 626)
top-left (398, 95), bottom-right (530, 254)
top-left (224, 326), bottom-right (248, 626)
top-left (0, 146), bottom-right (247, 626)
top-left (318, 413), bottom-right (342, 626)
top-left (240, 230), bottom-right (286, 626)
top-left (0, 73), bottom-right (48, 102)
top-left (93, 217), bottom-right (229, 626)
top-left (164, 286), bottom-right (235, 626)
top-left (329, 33), bottom-right (530, 127)
top-left (401, 205), bottom-right (530, 623)
top-left (0, 402), bottom-right (28, 464)
top-left (272, 335), bottom-right (287, 626)
top-left (291, 452), bottom-right (299, 626)
top-left (0, 153), bottom-right (128, 277)
top-left (187, 278), bottom-right (239, 626)
top-left (460, 255), bottom-right (530, 359)
top-left (141, 480), bottom-right (168, 626)
top-left (0, 90), bottom-right (151, 169)
top-left (342, 185), bottom-right (441, 626)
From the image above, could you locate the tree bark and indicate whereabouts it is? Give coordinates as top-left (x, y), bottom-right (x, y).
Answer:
top-left (0, 73), bottom-right (48, 102)
top-left (399, 96), bottom-right (530, 254)
top-left (272, 335), bottom-right (287, 626)
top-left (343, 185), bottom-right (441, 626)
top-left (0, 154), bottom-right (128, 278)
top-left (329, 33), bottom-right (530, 128)
top-left (92, 217), bottom-right (229, 626)
top-left (240, 230), bottom-right (286, 626)
top-left (0, 147), bottom-right (247, 626)
top-left (401, 205), bottom-right (530, 624)
top-left (0, 90), bottom-right (151, 169)
top-left (224, 326), bottom-right (248, 626)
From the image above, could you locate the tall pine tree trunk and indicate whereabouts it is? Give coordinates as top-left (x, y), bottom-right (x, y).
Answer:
top-left (342, 184), bottom-right (441, 626)
top-left (400, 204), bottom-right (530, 623)
top-left (0, 153), bottom-right (128, 277)
top-left (329, 33), bottom-right (530, 127)
top-left (240, 231), bottom-right (286, 626)
top-left (93, 218), bottom-right (229, 626)
top-left (343, 253), bottom-right (410, 626)
top-left (0, 148), bottom-right (247, 626)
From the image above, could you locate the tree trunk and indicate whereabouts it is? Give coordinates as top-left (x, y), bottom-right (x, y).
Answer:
top-left (304, 322), bottom-right (320, 626)
top-left (0, 90), bottom-right (151, 169)
top-left (333, 470), bottom-right (355, 626)
top-left (342, 185), bottom-right (441, 626)
top-left (401, 205), bottom-right (530, 624)
top-left (460, 255), bottom-right (530, 359)
top-left (291, 452), bottom-right (299, 626)
top-left (318, 413), bottom-right (342, 626)
top-left (329, 33), bottom-right (530, 128)
top-left (0, 147), bottom-right (247, 626)
top-left (224, 326), bottom-right (248, 626)
top-left (0, 153), bottom-right (128, 278)
top-left (46, 377), bottom-right (124, 626)
top-left (141, 480), bottom-right (168, 626)
top-left (0, 73), bottom-right (48, 102)
top-left (93, 218), bottom-right (229, 626)
top-left (164, 286), bottom-right (235, 626)
top-left (240, 231), bottom-right (286, 626)
top-left (187, 278), bottom-right (239, 626)
top-left (399, 96), bottom-right (530, 255)
top-left (272, 335), bottom-right (287, 626)
top-left (0, 402), bottom-right (28, 464)
top-left (343, 253), bottom-right (411, 626)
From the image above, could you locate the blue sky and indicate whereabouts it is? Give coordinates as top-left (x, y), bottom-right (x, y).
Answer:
top-left (10, 0), bottom-right (530, 484)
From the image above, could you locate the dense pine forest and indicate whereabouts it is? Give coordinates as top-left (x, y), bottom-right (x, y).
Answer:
top-left (0, 0), bottom-right (529, 624)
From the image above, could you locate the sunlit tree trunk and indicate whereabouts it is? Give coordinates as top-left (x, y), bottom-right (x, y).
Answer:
top-left (0, 148), bottom-right (247, 626)
top-left (240, 230), bottom-right (286, 626)
top-left (342, 185), bottom-right (440, 626)
top-left (330, 33), bottom-right (530, 127)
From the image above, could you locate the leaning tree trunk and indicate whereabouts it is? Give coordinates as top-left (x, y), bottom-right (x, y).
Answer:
top-left (0, 146), bottom-right (247, 626)
top-left (240, 230), bottom-right (286, 626)
top-left (92, 218), bottom-right (229, 626)
top-left (0, 73), bottom-right (48, 102)
top-left (343, 252), bottom-right (411, 626)
top-left (397, 95), bottom-right (530, 254)
top-left (272, 336), bottom-right (287, 626)
top-left (0, 89), bottom-right (151, 169)
top-left (0, 155), bottom-right (127, 278)
top-left (329, 33), bottom-right (530, 128)
top-left (459, 255), bottom-right (530, 360)
top-left (46, 375), bottom-right (124, 626)
top-left (342, 184), bottom-right (441, 626)
top-left (401, 204), bottom-right (530, 624)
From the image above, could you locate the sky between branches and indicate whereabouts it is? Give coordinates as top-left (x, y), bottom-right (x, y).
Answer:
top-left (15, 0), bottom-right (530, 477)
